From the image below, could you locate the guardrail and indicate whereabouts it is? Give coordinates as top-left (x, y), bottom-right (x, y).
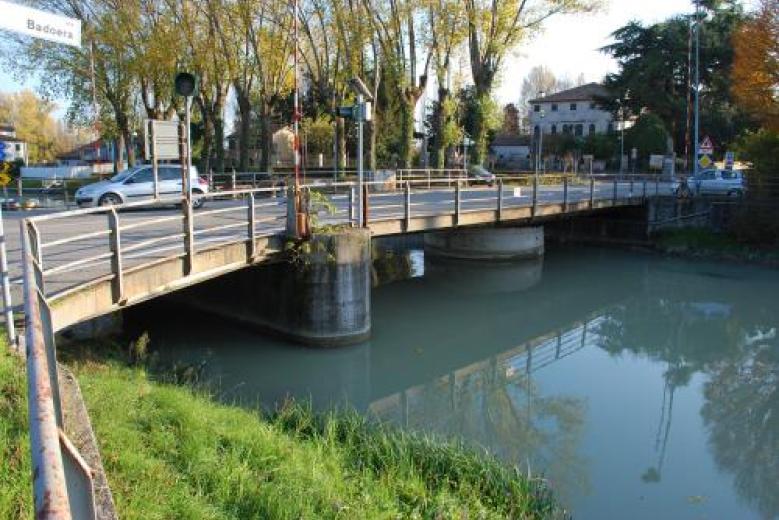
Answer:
top-left (16, 172), bottom-right (669, 518)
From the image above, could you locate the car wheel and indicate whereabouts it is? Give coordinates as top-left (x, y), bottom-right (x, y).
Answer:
top-left (191, 190), bottom-right (205, 209)
top-left (98, 193), bottom-right (122, 207)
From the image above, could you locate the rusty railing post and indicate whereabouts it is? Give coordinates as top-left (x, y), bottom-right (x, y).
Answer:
top-left (107, 208), bottom-right (124, 304)
top-left (362, 185), bottom-right (369, 226)
top-left (247, 193), bottom-right (256, 261)
top-left (590, 177), bottom-right (595, 208)
top-left (497, 178), bottom-right (503, 221)
top-left (404, 181), bottom-right (411, 231)
top-left (563, 176), bottom-right (569, 212)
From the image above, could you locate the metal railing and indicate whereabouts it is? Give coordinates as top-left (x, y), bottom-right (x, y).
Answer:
top-left (16, 172), bottom-right (670, 518)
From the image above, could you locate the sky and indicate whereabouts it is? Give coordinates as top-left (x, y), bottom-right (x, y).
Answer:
top-left (494, 0), bottom-right (704, 104)
top-left (0, 0), bottom-right (758, 120)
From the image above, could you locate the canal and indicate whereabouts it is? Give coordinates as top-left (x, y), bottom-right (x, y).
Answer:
top-left (125, 244), bottom-right (779, 519)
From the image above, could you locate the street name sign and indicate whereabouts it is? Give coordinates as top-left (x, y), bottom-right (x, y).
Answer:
top-left (0, 0), bottom-right (81, 48)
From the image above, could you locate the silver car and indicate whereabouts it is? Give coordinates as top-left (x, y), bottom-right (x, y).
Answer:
top-left (75, 164), bottom-right (209, 208)
top-left (692, 169), bottom-right (746, 197)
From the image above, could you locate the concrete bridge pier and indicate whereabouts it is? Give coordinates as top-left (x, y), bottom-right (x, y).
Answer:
top-left (424, 226), bottom-right (544, 261)
top-left (174, 228), bottom-right (372, 347)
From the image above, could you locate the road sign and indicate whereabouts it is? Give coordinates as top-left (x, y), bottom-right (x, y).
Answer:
top-left (0, 145), bottom-right (5, 162)
top-left (698, 154), bottom-right (713, 169)
top-left (699, 136), bottom-right (714, 155)
top-left (144, 120), bottom-right (180, 160)
top-left (0, 172), bottom-right (11, 187)
top-left (0, 0), bottom-right (81, 48)
top-left (724, 151), bottom-right (735, 170)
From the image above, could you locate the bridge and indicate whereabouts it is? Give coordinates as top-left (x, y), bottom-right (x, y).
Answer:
top-left (13, 173), bottom-right (669, 333)
top-left (12, 171), bottom-right (672, 519)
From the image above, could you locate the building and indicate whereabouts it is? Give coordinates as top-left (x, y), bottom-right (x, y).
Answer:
top-left (528, 83), bottom-right (615, 138)
top-left (225, 126), bottom-right (296, 169)
top-left (490, 134), bottom-right (531, 169)
top-left (56, 139), bottom-right (115, 166)
top-left (0, 125), bottom-right (27, 164)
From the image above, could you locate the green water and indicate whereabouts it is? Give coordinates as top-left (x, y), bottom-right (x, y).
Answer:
top-left (134, 246), bottom-right (779, 519)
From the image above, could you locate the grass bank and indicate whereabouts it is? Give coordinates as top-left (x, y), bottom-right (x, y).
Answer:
top-left (1, 343), bottom-right (560, 519)
top-left (655, 228), bottom-right (779, 266)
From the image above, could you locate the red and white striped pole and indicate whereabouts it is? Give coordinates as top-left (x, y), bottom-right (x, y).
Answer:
top-left (292, 0), bottom-right (306, 237)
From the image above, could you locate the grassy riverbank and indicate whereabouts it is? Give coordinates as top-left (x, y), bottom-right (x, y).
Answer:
top-left (0, 344), bottom-right (560, 519)
top-left (655, 228), bottom-right (779, 266)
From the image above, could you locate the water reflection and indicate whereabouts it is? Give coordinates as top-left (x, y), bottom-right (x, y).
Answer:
top-left (126, 246), bottom-right (779, 519)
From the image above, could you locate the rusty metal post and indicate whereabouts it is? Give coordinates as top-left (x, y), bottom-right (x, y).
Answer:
top-left (497, 178), bottom-right (503, 221)
top-left (107, 208), bottom-right (124, 304)
top-left (247, 193), bottom-right (256, 260)
top-left (21, 224), bottom-right (72, 519)
top-left (455, 181), bottom-right (461, 226)
top-left (404, 181), bottom-right (411, 231)
top-left (362, 185), bottom-right (369, 226)
top-left (532, 176), bottom-right (538, 217)
top-left (179, 122), bottom-right (194, 275)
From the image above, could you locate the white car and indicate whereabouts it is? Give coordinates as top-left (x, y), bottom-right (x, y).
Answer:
top-left (691, 169), bottom-right (746, 197)
top-left (75, 164), bottom-right (209, 208)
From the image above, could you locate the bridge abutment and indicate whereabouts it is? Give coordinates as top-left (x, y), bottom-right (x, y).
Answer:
top-left (424, 226), bottom-right (544, 261)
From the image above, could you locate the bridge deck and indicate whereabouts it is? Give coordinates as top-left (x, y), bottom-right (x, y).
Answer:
top-left (9, 176), bottom-right (672, 331)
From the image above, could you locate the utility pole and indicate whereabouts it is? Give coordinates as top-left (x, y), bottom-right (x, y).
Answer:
top-left (693, 0), bottom-right (701, 178)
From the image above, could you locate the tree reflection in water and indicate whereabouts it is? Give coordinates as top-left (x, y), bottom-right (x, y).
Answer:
top-left (595, 267), bottom-right (779, 519)
top-left (371, 343), bottom-right (589, 504)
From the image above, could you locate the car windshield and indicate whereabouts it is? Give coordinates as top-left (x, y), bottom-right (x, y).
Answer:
top-left (110, 167), bottom-right (143, 183)
top-left (721, 170), bottom-right (740, 179)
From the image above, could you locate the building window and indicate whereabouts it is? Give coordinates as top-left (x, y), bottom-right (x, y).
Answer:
top-left (534, 125), bottom-right (540, 136)
top-left (534, 105), bottom-right (541, 113)
top-left (575, 124), bottom-right (584, 136)
top-left (551, 104), bottom-right (558, 112)
top-left (589, 124), bottom-right (596, 135)
top-left (551, 125), bottom-right (557, 135)
top-left (570, 103), bottom-right (578, 111)
top-left (15, 144), bottom-right (21, 152)
top-left (562, 124), bottom-right (571, 134)
top-left (607, 123), bottom-right (614, 133)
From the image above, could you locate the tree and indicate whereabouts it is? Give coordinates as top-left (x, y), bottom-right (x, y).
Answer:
top-left (0, 90), bottom-right (67, 163)
top-left (626, 113), bottom-right (670, 168)
top-left (602, 1), bottom-right (753, 161)
top-left (465, 0), bottom-right (599, 165)
top-left (731, 0), bottom-right (779, 131)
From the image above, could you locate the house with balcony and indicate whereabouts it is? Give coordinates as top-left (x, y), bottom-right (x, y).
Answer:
top-left (528, 83), bottom-right (615, 138)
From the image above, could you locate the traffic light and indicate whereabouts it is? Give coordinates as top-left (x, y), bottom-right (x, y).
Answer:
top-left (174, 72), bottom-right (199, 97)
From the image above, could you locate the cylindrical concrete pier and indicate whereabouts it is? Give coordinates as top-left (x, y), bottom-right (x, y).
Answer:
top-left (424, 226), bottom-right (544, 261)
top-left (289, 228), bottom-right (372, 346)
top-left (171, 228), bottom-right (372, 347)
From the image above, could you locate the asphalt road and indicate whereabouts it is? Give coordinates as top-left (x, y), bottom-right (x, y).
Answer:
top-left (1, 181), bottom-right (673, 309)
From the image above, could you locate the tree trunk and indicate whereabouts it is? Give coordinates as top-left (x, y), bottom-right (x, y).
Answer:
top-left (336, 116), bottom-right (346, 172)
top-left (259, 104), bottom-right (273, 173)
top-left (198, 101), bottom-right (213, 175)
top-left (431, 87), bottom-right (449, 169)
top-left (400, 99), bottom-right (415, 168)
top-left (213, 93), bottom-right (226, 174)
top-left (235, 84), bottom-right (252, 171)
top-left (366, 113), bottom-right (377, 172)
top-left (471, 89), bottom-right (491, 166)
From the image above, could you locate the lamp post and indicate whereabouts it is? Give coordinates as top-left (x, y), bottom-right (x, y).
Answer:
top-left (693, 0), bottom-right (702, 178)
top-left (535, 91), bottom-right (546, 178)
top-left (618, 90), bottom-right (630, 175)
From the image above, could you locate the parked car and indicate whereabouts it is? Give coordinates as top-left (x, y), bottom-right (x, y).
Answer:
top-left (75, 164), bottom-right (209, 208)
top-left (673, 169), bottom-right (746, 198)
top-left (468, 165), bottom-right (496, 187)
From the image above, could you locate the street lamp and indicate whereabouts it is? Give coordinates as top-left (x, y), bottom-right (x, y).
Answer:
top-left (618, 90), bottom-right (630, 175)
top-left (535, 91), bottom-right (546, 177)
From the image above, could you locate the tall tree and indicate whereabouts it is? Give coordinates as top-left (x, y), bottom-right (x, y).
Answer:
top-left (465, 0), bottom-right (599, 164)
top-left (732, 0), bottom-right (779, 131)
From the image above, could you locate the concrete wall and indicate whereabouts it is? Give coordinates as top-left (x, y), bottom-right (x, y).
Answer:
top-left (424, 226), bottom-right (544, 261)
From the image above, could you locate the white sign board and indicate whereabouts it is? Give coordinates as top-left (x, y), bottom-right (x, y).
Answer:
top-left (144, 120), bottom-right (180, 161)
top-left (649, 155), bottom-right (664, 170)
top-left (0, 0), bottom-right (81, 48)
top-left (699, 136), bottom-right (714, 155)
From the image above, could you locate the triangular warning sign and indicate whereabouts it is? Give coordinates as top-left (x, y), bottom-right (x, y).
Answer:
top-left (700, 136), bottom-right (714, 154)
